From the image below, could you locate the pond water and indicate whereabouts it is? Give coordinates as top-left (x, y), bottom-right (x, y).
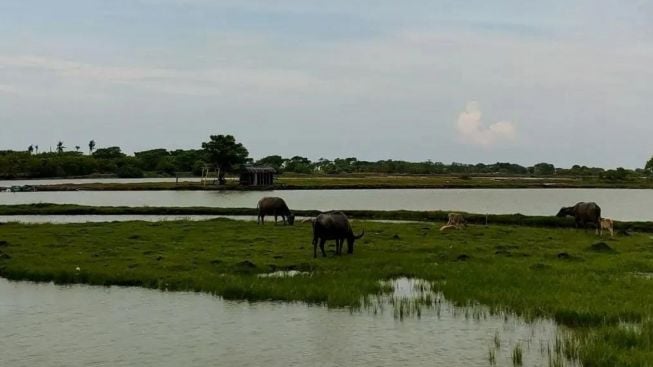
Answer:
top-left (1, 188), bottom-right (652, 220)
top-left (0, 177), bottom-right (204, 187)
top-left (0, 215), bottom-right (424, 225)
top-left (0, 215), bottom-right (255, 224)
top-left (0, 278), bottom-right (575, 367)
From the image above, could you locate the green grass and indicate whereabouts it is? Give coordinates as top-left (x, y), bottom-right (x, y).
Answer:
top-left (1, 219), bottom-right (653, 365)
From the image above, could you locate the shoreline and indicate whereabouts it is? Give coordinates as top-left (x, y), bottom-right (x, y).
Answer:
top-left (4, 181), bottom-right (653, 192)
top-left (1, 204), bottom-right (651, 231)
top-left (2, 175), bottom-right (653, 191)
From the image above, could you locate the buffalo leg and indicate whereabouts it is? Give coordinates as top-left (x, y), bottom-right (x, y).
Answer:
top-left (319, 239), bottom-right (327, 257)
top-left (347, 241), bottom-right (354, 254)
top-left (336, 239), bottom-right (342, 255)
top-left (259, 215), bottom-right (264, 225)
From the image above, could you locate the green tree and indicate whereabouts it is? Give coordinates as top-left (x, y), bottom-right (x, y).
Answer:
top-left (256, 155), bottom-right (285, 172)
top-left (646, 156), bottom-right (653, 175)
top-left (92, 146), bottom-right (125, 160)
top-left (284, 156), bottom-right (314, 174)
top-left (27, 145), bottom-right (34, 155)
top-left (56, 141), bottom-right (65, 154)
top-left (89, 140), bottom-right (96, 155)
top-left (134, 149), bottom-right (170, 171)
top-left (532, 162), bottom-right (555, 176)
top-left (201, 135), bottom-right (249, 184)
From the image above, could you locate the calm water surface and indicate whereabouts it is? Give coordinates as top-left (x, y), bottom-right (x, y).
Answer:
top-left (1, 188), bottom-right (652, 220)
top-left (0, 278), bottom-right (572, 367)
top-left (0, 177), bottom-right (203, 187)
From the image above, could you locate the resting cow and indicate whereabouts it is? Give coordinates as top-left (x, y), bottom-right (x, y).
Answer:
top-left (440, 213), bottom-right (466, 231)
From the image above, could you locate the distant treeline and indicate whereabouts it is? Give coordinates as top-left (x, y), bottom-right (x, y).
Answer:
top-left (0, 149), bottom-right (647, 180)
top-left (0, 137), bottom-right (651, 179)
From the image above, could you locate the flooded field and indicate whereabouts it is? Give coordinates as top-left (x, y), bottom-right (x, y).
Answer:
top-left (1, 188), bottom-right (652, 220)
top-left (0, 278), bottom-right (575, 367)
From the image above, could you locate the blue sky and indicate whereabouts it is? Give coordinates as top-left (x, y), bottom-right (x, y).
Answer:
top-left (1, 0), bottom-right (651, 167)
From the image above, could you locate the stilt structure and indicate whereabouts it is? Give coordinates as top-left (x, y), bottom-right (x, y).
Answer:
top-left (201, 164), bottom-right (216, 186)
top-left (239, 166), bottom-right (276, 186)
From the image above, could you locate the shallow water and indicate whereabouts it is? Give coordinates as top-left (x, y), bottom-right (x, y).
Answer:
top-left (0, 215), bottom-right (421, 224)
top-left (1, 188), bottom-right (652, 220)
top-left (0, 177), bottom-right (203, 187)
top-left (0, 214), bottom-right (257, 224)
top-left (0, 278), bottom-right (575, 367)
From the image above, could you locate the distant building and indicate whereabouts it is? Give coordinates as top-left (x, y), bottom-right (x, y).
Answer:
top-left (239, 166), bottom-right (275, 186)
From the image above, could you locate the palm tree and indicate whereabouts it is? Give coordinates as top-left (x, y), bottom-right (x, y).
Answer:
top-left (75, 145), bottom-right (80, 152)
top-left (56, 141), bottom-right (65, 154)
top-left (89, 140), bottom-right (96, 155)
top-left (27, 145), bottom-right (34, 155)
top-left (34, 145), bottom-right (39, 154)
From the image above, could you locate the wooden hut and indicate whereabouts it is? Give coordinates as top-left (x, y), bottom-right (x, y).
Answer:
top-left (239, 166), bottom-right (275, 186)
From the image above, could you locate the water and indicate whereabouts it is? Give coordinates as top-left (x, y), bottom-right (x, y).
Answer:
top-left (1, 188), bottom-right (652, 220)
top-left (0, 278), bottom-right (574, 367)
top-left (0, 215), bottom-right (257, 224)
top-left (0, 177), bottom-right (203, 187)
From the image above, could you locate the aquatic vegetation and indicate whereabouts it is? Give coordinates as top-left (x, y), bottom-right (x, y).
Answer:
top-left (1, 219), bottom-right (653, 365)
top-left (512, 344), bottom-right (523, 366)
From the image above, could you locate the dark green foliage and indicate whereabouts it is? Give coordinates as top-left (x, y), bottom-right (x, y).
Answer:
top-left (532, 162), bottom-right (556, 176)
top-left (256, 155), bottom-right (285, 172)
top-left (201, 135), bottom-right (250, 182)
top-left (92, 146), bottom-right (125, 160)
top-left (600, 167), bottom-right (631, 181)
top-left (116, 165), bottom-right (144, 178)
top-left (134, 149), bottom-right (170, 171)
top-left (283, 156), bottom-right (313, 174)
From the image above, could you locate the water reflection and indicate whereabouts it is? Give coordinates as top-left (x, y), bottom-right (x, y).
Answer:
top-left (0, 278), bottom-right (577, 367)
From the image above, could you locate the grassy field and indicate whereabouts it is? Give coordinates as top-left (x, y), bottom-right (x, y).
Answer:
top-left (8, 174), bottom-right (653, 191)
top-left (1, 218), bottom-right (653, 365)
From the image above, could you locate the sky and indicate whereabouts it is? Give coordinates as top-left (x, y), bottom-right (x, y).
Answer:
top-left (0, 1), bottom-right (651, 168)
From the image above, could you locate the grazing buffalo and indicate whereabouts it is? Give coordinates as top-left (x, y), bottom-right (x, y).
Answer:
top-left (440, 212), bottom-right (467, 231)
top-left (257, 197), bottom-right (295, 225)
top-left (312, 211), bottom-right (364, 258)
top-left (556, 202), bottom-right (601, 232)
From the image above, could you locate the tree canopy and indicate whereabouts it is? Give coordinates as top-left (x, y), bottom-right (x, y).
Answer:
top-left (201, 135), bottom-right (250, 184)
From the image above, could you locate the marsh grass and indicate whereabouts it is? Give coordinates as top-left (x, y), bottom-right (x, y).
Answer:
top-left (512, 344), bottom-right (523, 366)
top-left (1, 219), bottom-right (653, 365)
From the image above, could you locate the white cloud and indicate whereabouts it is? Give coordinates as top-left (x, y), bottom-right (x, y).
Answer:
top-left (456, 102), bottom-right (517, 146)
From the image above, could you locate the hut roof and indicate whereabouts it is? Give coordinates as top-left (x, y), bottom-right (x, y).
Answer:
top-left (241, 166), bottom-right (276, 173)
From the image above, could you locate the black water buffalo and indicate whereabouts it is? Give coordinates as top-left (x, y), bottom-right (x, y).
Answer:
top-left (257, 197), bottom-right (295, 225)
top-left (556, 202), bottom-right (601, 231)
top-left (312, 211), bottom-right (364, 258)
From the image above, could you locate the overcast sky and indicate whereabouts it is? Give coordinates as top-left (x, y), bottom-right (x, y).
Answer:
top-left (1, 1), bottom-right (651, 168)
